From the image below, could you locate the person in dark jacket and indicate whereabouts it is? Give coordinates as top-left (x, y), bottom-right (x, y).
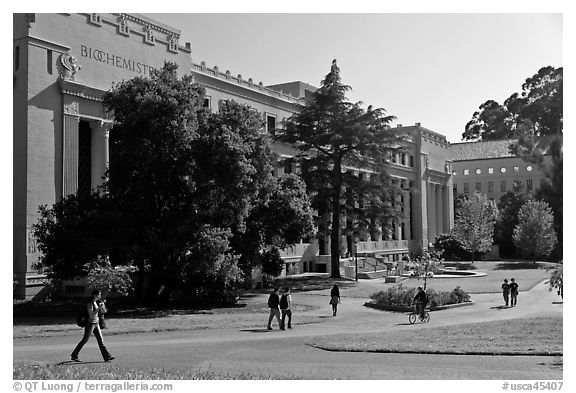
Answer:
top-left (502, 279), bottom-right (510, 307)
top-left (509, 278), bottom-right (519, 307)
top-left (413, 287), bottom-right (428, 319)
top-left (329, 285), bottom-right (341, 316)
top-left (267, 288), bottom-right (281, 330)
top-left (279, 287), bottom-right (292, 330)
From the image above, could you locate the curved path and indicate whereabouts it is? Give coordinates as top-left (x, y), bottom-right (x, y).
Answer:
top-left (13, 280), bottom-right (562, 379)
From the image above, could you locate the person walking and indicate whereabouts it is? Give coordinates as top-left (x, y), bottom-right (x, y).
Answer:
top-left (279, 287), bottom-right (292, 330)
top-left (501, 279), bottom-right (510, 307)
top-left (329, 284), bottom-right (341, 316)
top-left (71, 289), bottom-right (115, 362)
top-left (509, 278), bottom-right (519, 307)
top-left (267, 288), bottom-right (281, 330)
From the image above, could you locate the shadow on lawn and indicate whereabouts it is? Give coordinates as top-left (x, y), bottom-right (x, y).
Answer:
top-left (494, 262), bottom-right (542, 270)
top-left (271, 276), bottom-right (356, 292)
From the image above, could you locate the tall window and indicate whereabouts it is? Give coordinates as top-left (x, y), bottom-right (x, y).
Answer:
top-left (47, 49), bottom-right (53, 74)
top-left (463, 183), bottom-right (469, 193)
top-left (14, 46), bottom-right (20, 71)
top-left (527, 179), bottom-right (533, 191)
top-left (475, 182), bottom-right (481, 192)
top-left (409, 155), bottom-right (414, 167)
top-left (488, 181), bottom-right (494, 193)
top-left (513, 180), bottom-right (522, 192)
top-left (266, 115), bottom-right (276, 134)
top-left (501, 180), bottom-right (506, 192)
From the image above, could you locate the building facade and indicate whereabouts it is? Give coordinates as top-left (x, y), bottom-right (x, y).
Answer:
top-left (14, 13), bottom-right (455, 299)
top-left (451, 140), bottom-right (550, 202)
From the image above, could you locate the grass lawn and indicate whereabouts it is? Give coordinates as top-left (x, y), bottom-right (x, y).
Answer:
top-left (333, 261), bottom-right (552, 299)
top-left (307, 315), bottom-right (562, 355)
top-left (13, 302), bottom-right (321, 338)
top-left (13, 363), bottom-right (297, 380)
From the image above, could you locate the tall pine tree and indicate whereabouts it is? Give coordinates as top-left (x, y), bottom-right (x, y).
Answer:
top-left (276, 60), bottom-right (404, 277)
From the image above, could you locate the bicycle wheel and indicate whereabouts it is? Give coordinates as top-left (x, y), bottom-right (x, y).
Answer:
top-left (408, 313), bottom-right (416, 324)
top-left (422, 312), bottom-right (430, 323)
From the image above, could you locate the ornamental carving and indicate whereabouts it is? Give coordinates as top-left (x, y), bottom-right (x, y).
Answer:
top-left (117, 14), bottom-right (130, 35)
top-left (63, 101), bottom-right (79, 115)
top-left (167, 34), bottom-right (178, 52)
top-left (59, 52), bottom-right (81, 81)
top-left (144, 26), bottom-right (155, 44)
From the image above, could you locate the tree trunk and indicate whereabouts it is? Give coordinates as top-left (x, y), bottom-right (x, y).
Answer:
top-left (330, 158), bottom-right (343, 278)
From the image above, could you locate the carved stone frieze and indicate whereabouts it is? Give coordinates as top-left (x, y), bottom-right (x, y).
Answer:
top-left (63, 101), bottom-right (79, 116)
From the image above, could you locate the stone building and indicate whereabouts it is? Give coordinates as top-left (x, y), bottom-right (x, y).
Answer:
top-left (13, 13), bottom-right (455, 299)
top-left (451, 139), bottom-right (552, 202)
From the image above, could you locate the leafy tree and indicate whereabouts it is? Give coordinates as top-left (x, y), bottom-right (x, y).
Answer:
top-left (494, 191), bottom-right (532, 258)
top-left (452, 192), bottom-right (498, 262)
top-left (32, 192), bottom-right (124, 280)
top-left (275, 60), bottom-right (403, 277)
top-left (463, 67), bottom-right (563, 260)
top-left (103, 62), bottom-right (205, 299)
top-left (513, 200), bottom-right (557, 262)
top-left (433, 233), bottom-right (472, 261)
top-left (85, 256), bottom-right (134, 297)
top-left (463, 66), bottom-right (562, 142)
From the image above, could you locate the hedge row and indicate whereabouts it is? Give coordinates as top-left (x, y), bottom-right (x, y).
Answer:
top-left (370, 284), bottom-right (470, 308)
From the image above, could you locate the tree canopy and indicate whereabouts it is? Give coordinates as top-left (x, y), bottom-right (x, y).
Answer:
top-left (513, 199), bottom-right (557, 262)
top-left (34, 62), bottom-right (314, 302)
top-left (452, 192), bottom-right (498, 262)
top-left (463, 66), bottom-right (562, 142)
top-left (275, 60), bottom-right (404, 277)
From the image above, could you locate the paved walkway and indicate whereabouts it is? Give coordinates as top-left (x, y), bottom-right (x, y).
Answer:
top-left (13, 279), bottom-right (562, 379)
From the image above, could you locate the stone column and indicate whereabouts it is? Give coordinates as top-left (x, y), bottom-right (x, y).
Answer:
top-left (427, 182), bottom-right (435, 243)
top-left (442, 185), bottom-right (449, 233)
top-left (436, 184), bottom-right (443, 235)
top-left (62, 101), bottom-right (80, 197)
top-left (91, 121), bottom-right (111, 191)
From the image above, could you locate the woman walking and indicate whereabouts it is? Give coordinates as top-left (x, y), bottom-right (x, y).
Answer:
top-left (71, 289), bottom-right (115, 362)
top-left (329, 284), bottom-right (341, 316)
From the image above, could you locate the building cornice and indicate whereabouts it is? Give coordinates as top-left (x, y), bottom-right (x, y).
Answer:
top-left (58, 78), bottom-right (106, 102)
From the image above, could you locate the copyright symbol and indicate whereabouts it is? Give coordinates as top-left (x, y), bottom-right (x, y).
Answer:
top-left (13, 382), bottom-right (22, 391)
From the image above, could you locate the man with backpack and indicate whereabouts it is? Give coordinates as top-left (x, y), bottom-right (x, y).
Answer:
top-left (267, 288), bottom-right (281, 330)
top-left (279, 287), bottom-right (292, 330)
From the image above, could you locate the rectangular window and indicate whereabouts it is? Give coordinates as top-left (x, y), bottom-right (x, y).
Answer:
top-left (47, 49), bottom-right (53, 74)
top-left (488, 167), bottom-right (494, 174)
top-left (409, 155), bottom-right (414, 167)
top-left (527, 179), bottom-right (533, 191)
top-left (266, 115), bottom-right (276, 134)
top-left (463, 183), bottom-right (469, 193)
top-left (203, 96), bottom-right (211, 110)
top-left (284, 159), bottom-right (293, 174)
top-left (464, 169), bottom-right (469, 176)
top-left (453, 184), bottom-right (458, 194)
top-left (401, 153), bottom-right (406, 166)
top-left (14, 46), bottom-right (20, 71)
top-left (488, 181), bottom-right (494, 193)
top-left (501, 180), bottom-right (507, 192)
top-left (513, 180), bottom-right (521, 192)
top-left (475, 182), bottom-right (481, 192)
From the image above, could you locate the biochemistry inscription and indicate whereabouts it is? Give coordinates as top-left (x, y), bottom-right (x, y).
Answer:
top-left (80, 45), bottom-right (157, 76)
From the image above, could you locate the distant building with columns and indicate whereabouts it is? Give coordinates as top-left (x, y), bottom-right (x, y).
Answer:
top-left (13, 13), bottom-right (455, 299)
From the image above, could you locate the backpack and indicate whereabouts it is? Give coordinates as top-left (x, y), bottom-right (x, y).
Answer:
top-left (76, 303), bottom-right (89, 327)
top-left (279, 294), bottom-right (288, 309)
top-left (267, 293), bottom-right (279, 308)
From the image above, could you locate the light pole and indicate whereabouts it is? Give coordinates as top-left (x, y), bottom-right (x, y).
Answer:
top-left (354, 238), bottom-right (359, 282)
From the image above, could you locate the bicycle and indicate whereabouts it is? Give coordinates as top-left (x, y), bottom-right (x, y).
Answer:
top-left (408, 303), bottom-right (430, 324)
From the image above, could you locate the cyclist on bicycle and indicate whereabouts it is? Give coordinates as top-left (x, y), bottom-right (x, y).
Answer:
top-left (413, 287), bottom-right (428, 319)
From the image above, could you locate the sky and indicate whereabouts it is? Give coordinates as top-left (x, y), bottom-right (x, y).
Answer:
top-left (143, 12), bottom-right (562, 144)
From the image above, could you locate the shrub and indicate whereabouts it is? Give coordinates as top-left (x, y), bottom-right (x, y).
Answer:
top-left (370, 285), bottom-right (470, 308)
top-left (433, 233), bottom-right (473, 261)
